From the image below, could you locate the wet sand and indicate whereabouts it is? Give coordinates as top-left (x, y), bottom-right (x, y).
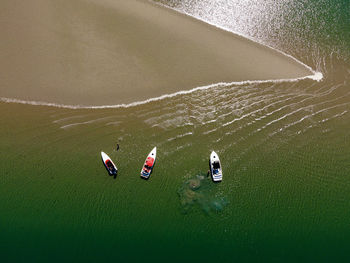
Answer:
top-left (1, 0), bottom-right (314, 106)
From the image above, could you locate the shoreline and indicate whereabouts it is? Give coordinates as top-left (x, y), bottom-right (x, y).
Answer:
top-left (152, 0), bottom-right (319, 75)
top-left (0, 72), bottom-right (323, 109)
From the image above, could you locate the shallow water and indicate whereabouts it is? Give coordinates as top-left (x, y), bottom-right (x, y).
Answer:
top-left (178, 172), bottom-right (228, 214)
top-left (1, 0), bottom-right (350, 262)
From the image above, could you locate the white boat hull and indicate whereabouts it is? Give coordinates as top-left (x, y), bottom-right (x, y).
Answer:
top-left (140, 147), bottom-right (157, 179)
top-left (209, 151), bottom-right (222, 182)
top-left (101, 151), bottom-right (118, 176)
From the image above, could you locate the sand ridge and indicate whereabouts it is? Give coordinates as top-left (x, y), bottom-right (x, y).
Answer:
top-left (0, 0), bottom-right (314, 106)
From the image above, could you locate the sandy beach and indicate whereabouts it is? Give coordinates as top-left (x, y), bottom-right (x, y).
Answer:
top-left (0, 0), bottom-right (313, 106)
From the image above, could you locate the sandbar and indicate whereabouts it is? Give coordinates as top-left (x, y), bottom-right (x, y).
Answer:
top-left (0, 0), bottom-right (314, 106)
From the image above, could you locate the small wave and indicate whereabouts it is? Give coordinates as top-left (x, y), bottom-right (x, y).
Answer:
top-left (270, 102), bottom-right (350, 136)
top-left (105, 121), bottom-right (121, 126)
top-left (221, 94), bottom-right (297, 127)
top-left (202, 128), bottom-right (218, 135)
top-left (319, 110), bottom-right (348, 124)
top-left (0, 73), bottom-right (322, 110)
top-left (52, 115), bottom-right (88, 123)
top-left (256, 91), bottom-right (350, 132)
top-left (60, 116), bottom-right (115, 129)
top-left (295, 110), bottom-right (348, 135)
top-left (167, 132), bottom-right (193, 142)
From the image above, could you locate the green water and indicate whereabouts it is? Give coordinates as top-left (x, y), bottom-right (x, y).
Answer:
top-left (1, 0), bottom-right (350, 262)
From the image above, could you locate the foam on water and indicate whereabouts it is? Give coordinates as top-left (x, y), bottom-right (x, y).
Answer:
top-left (0, 72), bottom-right (322, 110)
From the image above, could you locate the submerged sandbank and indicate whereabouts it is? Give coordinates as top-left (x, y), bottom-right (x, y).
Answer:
top-left (1, 0), bottom-right (314, 106)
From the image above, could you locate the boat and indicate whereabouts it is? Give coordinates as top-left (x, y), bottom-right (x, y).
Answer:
top-left (209, 151), bottom-right (222, 182)
top-left (101, 151), bottom-right (118, 176)
top-left (140, 147), bottom-right (157, 179)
